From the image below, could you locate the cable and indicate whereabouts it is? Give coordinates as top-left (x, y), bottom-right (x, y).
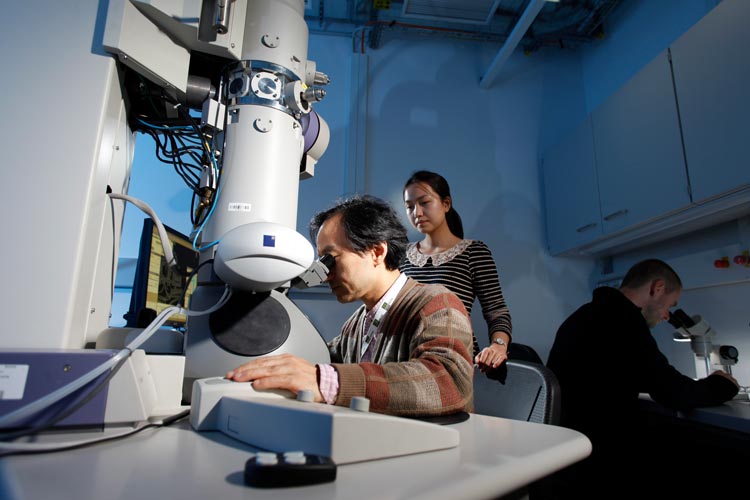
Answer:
top-left (136, 117), bottom-right (214, 228)
top-left (184, 285), bottom-right (232, 317)
top-left (126, 305), bottom-right (184, 352)
top-left (130, 74), bottom-right (223, 233)
top-left (108, 191), bottom-right (117, 305)
top-left (164, 98), bottom-right (222, 235)
top-left (0, 354), bottom-right (131, 441)
top-left (0, 307), bottom-right (175, 428)
top-left (0, 409), bottom-right (190, 457)
top-left (171, 101), bottom-right (215, 171)
top-left (136, 118), bottom-right (194, 131)
top-left (140, 125), bottom-right (203, 195)
top-left (0, 306), bottom-right (175, 429)
top-left (0, 287), bottom-right (232, 430)
top-left (0, 348), bottom-right (129, 429)
top-left (177, 258), bottom-right (214, 308)
top-left (191, 182), bottom-right (222, 252)
top-left (107, 193), bottom-right (176, 267)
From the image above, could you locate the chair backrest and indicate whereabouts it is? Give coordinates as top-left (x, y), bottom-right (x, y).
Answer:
top-left (473, 360), bottom-right (561, 425)
top-left (506, 342), bottom-right (544, 364)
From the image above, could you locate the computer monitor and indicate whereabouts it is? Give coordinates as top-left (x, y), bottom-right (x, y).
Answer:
top-left (124, 218), bottom-right (199, 328)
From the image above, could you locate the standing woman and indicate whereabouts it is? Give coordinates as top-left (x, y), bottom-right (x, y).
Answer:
top-left (401, 170), bottom-right (512, 371)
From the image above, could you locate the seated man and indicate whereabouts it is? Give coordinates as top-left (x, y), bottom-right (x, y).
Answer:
top-left (546, 259), bottom-right (738, 497)
top-left (226, 195), bottom-right (474, 417)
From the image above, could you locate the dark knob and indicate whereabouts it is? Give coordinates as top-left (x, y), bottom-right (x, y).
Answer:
top-left (719, 345), bottom-right (739, 363)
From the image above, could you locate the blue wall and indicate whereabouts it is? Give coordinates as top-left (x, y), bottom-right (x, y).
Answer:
top-left (293, 32), bottom-right (599, 358)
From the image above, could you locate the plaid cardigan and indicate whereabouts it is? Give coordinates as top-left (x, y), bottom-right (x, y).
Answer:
top-left (328, 277), bottom-right (474, 416)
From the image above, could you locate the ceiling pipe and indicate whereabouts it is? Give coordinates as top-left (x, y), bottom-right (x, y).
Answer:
top-left (479, 0), bottom-right (548, 88)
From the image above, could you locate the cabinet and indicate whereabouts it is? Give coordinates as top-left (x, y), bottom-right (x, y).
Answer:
top-left (669, 0), bottom-right (750, 203)
top-left (591, 49), bottom-right (690, 234)
top-left (542, 117), bottom-right (601, 254)
top-left (542, 0), bottom-right (750, 256)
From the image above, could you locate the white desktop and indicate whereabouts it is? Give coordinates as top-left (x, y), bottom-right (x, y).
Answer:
top-left (1, 406), bottom-right (591, 500)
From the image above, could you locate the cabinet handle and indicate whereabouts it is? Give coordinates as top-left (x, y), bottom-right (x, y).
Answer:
top-left (603, 209), bottom-right (629, 221)
top-left (575, 222), bottom-right (598, 233)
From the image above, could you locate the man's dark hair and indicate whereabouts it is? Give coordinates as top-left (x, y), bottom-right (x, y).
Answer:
top-left (403, 170), bottom-right (464, 239)
top-left (620, 259), bottom-right (682, 293)
top-left (309, 195), bottom-right (408, 270)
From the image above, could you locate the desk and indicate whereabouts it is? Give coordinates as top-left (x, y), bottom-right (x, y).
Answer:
top-left (638, 394), bottom-right (750, 434)
top-left (637, 394), bottom-right (750, 484)
top-left (1, 414), bottom-right (590, 500)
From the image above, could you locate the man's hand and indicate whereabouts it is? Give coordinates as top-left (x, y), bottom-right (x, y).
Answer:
top-left (710, 370), bottom-right (740, 388)
top-left (225, 353), bottom-right (324, 402)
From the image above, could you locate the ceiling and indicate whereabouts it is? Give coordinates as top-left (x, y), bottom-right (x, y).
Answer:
top-left (304, 0), bottom-right (623, 53)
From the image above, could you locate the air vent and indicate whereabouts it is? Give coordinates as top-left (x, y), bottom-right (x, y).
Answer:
top-left (401, 0), bottom-right (502, 25)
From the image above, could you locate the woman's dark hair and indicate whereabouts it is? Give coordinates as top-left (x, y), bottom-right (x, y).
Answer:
top-left (309, 195), bottom-right (408, 270)
top-left (403, 170), bottom-right (464, 238)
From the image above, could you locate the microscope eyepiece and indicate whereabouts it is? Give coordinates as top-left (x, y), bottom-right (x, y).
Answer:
top-left (668, 308), bottom-right (695, 329)
top-left (319, 253), bottom-right (335, 270)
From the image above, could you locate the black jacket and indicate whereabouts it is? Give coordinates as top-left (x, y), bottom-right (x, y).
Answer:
top-left (547, 286), bottom-right (737, 454)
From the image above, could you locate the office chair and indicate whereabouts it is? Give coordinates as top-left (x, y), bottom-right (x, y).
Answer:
top-left (506, 342), bottom-right (544, 365)
top-left (473, 360), bottom-right (561, 425)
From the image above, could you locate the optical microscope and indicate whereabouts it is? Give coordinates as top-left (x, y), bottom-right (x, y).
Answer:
top-left (668, 309), bottom-right (740, 379)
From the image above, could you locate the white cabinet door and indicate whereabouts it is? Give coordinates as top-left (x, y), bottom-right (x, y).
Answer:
top-left (592, 50), bottom-right (690, 234)
top-left (670, 0), bottom-right (750, 203)
top-left (542, 117), bottom-right (602, 255)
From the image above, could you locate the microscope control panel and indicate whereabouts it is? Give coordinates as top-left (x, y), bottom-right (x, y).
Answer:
top-left (190, 377), bottom-right (460, 464)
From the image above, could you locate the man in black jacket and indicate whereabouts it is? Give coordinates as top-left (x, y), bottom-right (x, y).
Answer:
top-left (546, 259), bottom-right (738, 498)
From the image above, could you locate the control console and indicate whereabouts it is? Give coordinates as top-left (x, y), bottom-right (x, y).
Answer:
top-left (190, 377), bottom-right (460, 464)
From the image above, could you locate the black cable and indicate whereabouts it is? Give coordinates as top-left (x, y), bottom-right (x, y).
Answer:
top-left (160, 93), bottom-right (213, 165)
top-left (142, 126), bottom-right (204, 193)
top-left (133, 86), bottom-right (223, 235)
top-left (0, 410), bottom-right (190, 458)
top-left (166, 133), bottom-right (202, 189)
top-left (175, 133), bottom-right (203, 146)
top-left (136, 74), bottom-right (167, 120)
top-left (190, 191), bottom-right (198, 225)
top-left (177, 259), bottom-right (214, 308)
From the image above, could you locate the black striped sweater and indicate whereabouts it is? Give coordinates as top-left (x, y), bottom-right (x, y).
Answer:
top-left (400, 240), bottom-right (512, 356)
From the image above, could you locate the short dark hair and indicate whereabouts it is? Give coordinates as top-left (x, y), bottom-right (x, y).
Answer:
top-left (309, 195), bottom-right (408, 270)
top-left (620, 259), bottom-right (682, 293)
top-left (403, 170), bottom-right (464, 239)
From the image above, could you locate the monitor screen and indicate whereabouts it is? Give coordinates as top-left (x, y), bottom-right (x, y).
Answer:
top-left (124, 219), bottom-right (199, 328)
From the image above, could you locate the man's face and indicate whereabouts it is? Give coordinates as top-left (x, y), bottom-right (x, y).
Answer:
top-left (315, 213), bottom-right (379, 305)
top-left (641, 281), bottom-right (681, 328)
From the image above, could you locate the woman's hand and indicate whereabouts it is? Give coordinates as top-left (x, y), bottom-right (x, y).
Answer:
top-left (474, 338), bottom-right (509, 372)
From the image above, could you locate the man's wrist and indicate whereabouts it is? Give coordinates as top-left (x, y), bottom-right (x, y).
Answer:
top-left (317, 363), bottom-right (340, 405)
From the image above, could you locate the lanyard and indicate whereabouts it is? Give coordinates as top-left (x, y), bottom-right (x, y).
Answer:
top-left (360, 273), bottom-right (408, 359)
